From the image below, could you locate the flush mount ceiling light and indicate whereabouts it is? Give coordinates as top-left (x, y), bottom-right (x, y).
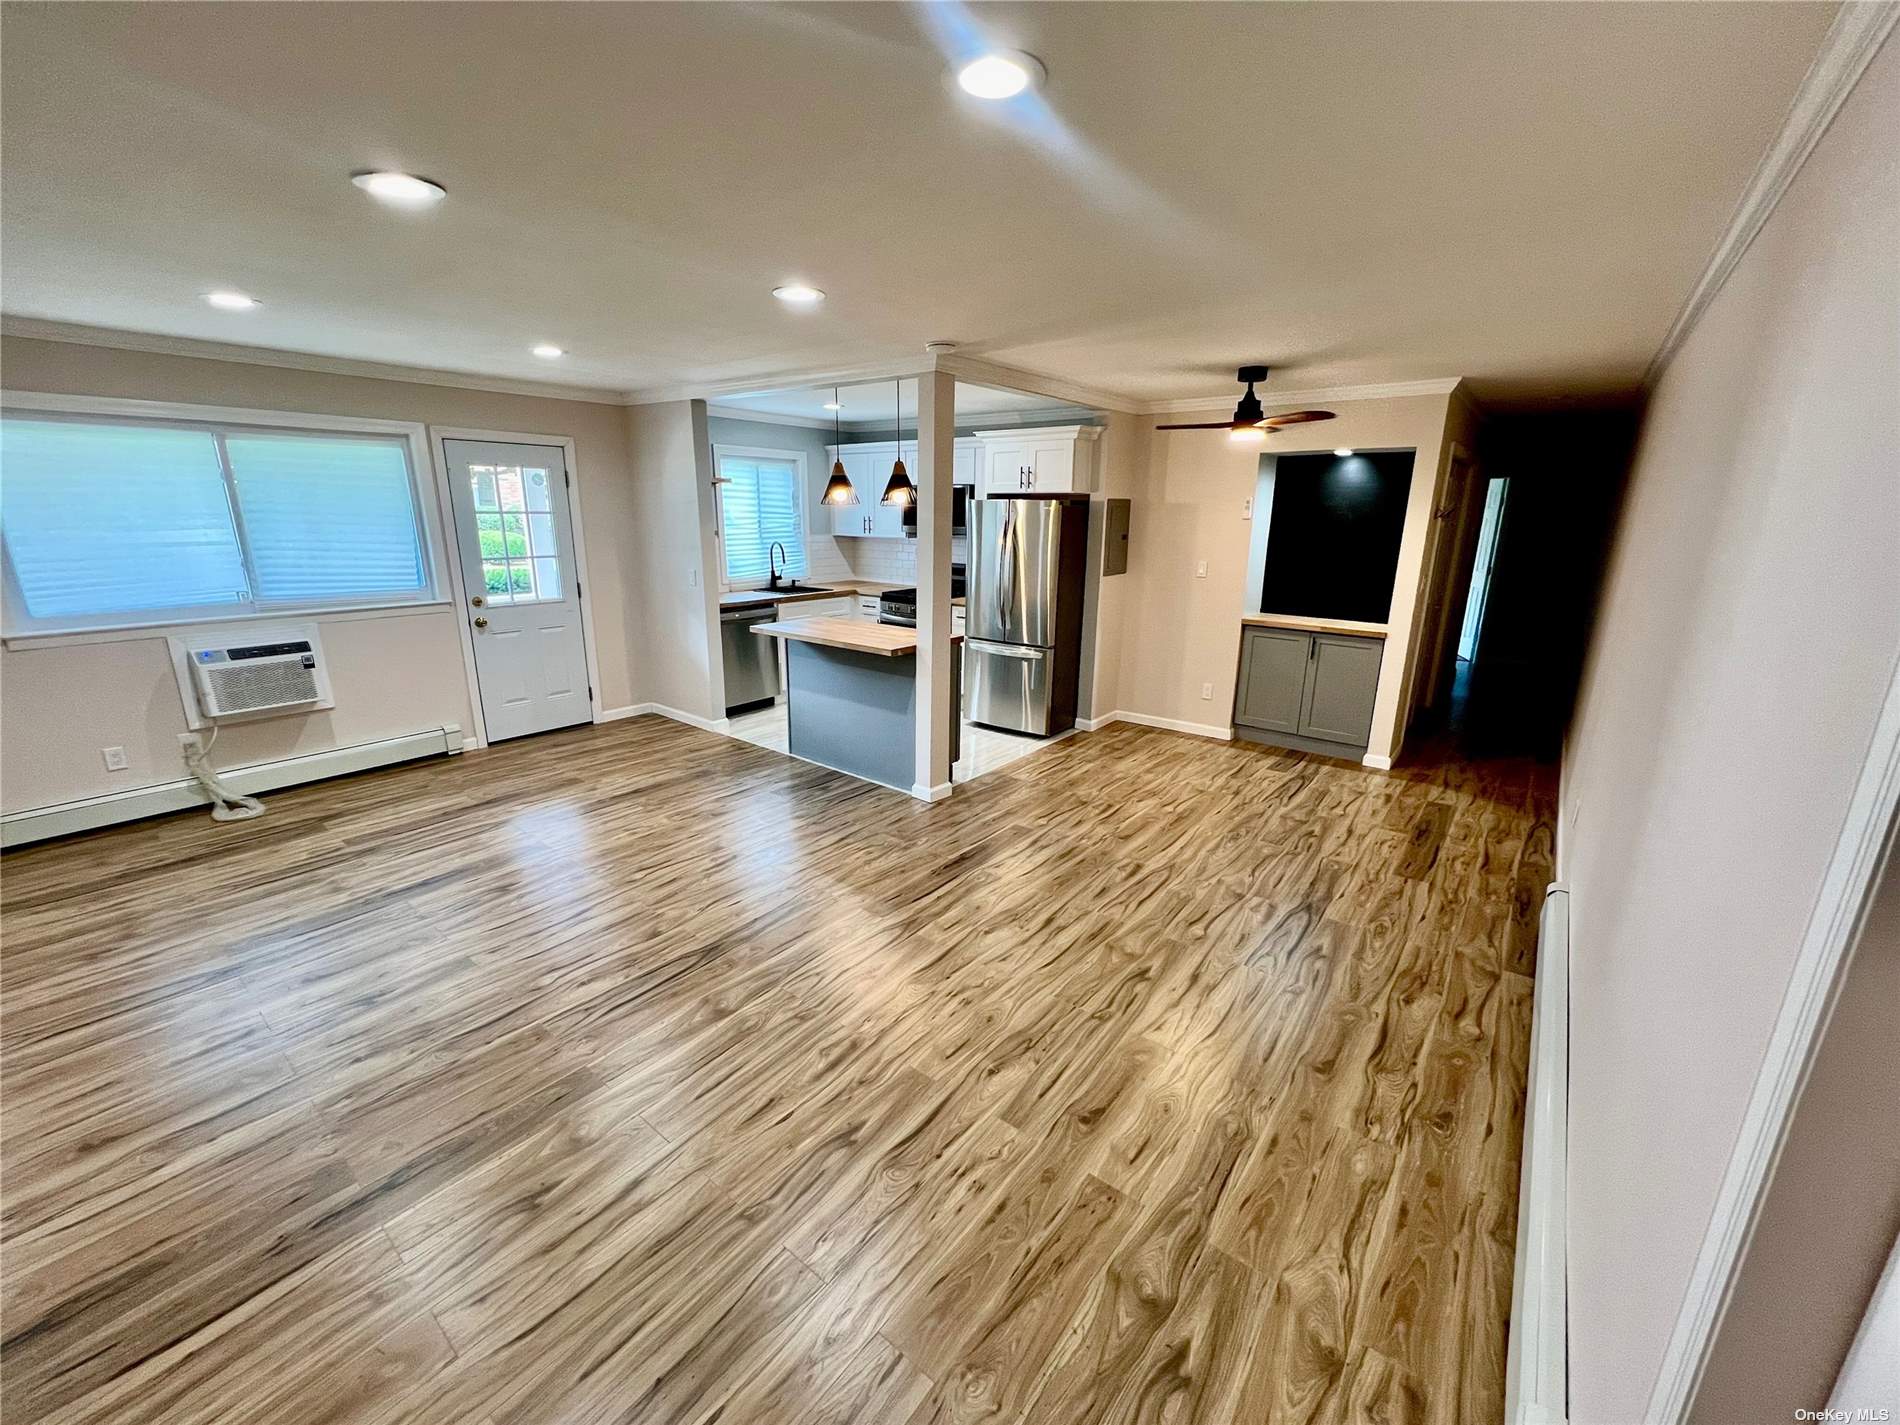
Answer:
top-left (956, 50), bottom-right (1044, 100)
top-left (1156, 366), bottom-right (1338, 442)
top-left (204, 290), bottom-right (260, 310)
top-left (351, 171), bottom-right (447, 208)
top-left (822, 387), bottom-right (858, 506)
top-left (772, 283), bottom-right (825, 306)
top-left (531, 343), bottom-right (565, 359)
top-left (1334, 448), bottom-right (1355, 458)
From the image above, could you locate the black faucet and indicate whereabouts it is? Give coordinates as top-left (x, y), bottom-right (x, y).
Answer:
top-left (768, 541), bottom-right (788, 591)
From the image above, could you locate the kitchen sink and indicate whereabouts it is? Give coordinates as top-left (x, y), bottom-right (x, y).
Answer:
top-left (771, 583), bottom-right (832, 594)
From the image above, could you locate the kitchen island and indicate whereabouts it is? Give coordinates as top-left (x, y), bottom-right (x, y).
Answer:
top-left (750, 616), bottom-right (961, 792)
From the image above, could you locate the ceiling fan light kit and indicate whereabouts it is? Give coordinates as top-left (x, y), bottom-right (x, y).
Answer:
top-left (1157, 365), bottom-right (1338, 439)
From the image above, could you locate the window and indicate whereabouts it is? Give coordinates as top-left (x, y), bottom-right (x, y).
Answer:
top-left (1, 410), bottom-right (434, 635)
top-left (714, 447), bottom-right (806, 586)
top-left (466, 461), bottom-right (562, 604)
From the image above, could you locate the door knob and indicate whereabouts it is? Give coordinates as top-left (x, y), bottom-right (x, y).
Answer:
top-left (473, 616), bottom-right (489, 629)
top-left (470, 595), bottom-right (485, 607)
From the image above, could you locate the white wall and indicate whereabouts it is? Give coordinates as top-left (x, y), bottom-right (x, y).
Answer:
top-left (0, 336), bottom-right (644, 814)
top-left (1559, 36), bottom-right (1900, 1424)
top-left (624, 399), bottom-right (721, 722)
top-left (1116, 392), bottom-right (1459, 756)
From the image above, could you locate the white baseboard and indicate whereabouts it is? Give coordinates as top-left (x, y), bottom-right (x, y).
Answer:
top-left (1506, 882), bottom-right (1570, 1425)
top-left (1363, 752), bottom-right (1394, 770)
top-left (612, 702), bottom-right (730, 734)
top-left (1113, 710), bottom-right (1234, 741)
top-left (910, 780), bottom-right (953, 803)
top-left (461, 736), bottom-right (480, 753)
top-left (1075, 712), bottom-right (1120, 732)
top-left (0, 725), bottom-right (463, 847)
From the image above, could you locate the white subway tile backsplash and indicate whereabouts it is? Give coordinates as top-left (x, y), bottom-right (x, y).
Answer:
top-left (839, 535), bottom-right (969, 585)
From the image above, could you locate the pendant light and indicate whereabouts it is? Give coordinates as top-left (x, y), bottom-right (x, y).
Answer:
top-left (881, 377), bottom-right (915, 506)
top-left (821, 386), bottom-right (858, 506)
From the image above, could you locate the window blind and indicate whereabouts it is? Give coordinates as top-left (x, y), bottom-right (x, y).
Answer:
top-left (0, 419), bottom-right (250, 618)
top-left (718, 453), bottom-right (806, 583)
top-left (0, 413), bottom-right (432, 633)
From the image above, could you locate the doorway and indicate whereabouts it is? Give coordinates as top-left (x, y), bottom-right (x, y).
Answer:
top-left (1459, 476), bottom-right (1510, 664)
top-left (441, 437), bottom-right (592, 741)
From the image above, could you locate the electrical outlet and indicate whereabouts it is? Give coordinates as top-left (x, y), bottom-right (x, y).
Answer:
top-left (1242, 496), bottom-right (1253, 519)
top-left (688, 568), bottom-right (699, 589)
top-left (101, 745), bottom-right (128, 771)
top-left (1195, 560), bottom-right (1208, 579)
top-left (1200, 682), bottom-right (1213, 701)
top-left (177, 732), bottom-right (204, 757)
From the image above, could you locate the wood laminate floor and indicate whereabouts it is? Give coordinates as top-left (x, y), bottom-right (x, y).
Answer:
top-left (0, 715), bottom-right (1554, 1425)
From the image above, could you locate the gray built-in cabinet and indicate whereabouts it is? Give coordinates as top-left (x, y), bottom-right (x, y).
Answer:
top-left (1233, 626), bottom-right (1383, 755)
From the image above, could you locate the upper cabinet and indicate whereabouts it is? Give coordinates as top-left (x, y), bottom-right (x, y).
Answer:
top-left (825, 438), bottom-right (982, 536)
top-left (976, 425), bottom-right (1101, 496)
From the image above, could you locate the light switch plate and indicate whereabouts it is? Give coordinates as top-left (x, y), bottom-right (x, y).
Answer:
top-left (1195, 560), bottom-right (1208, 579)
top-left (101, 746), bottom-right (128, 771)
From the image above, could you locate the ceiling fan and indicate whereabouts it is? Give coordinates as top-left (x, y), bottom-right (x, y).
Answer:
top-left (1156, 365), bottom-right (1336, 444)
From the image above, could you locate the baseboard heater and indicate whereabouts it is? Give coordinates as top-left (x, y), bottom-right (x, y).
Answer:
top-left (1506, 881), bottom-right (1570, 1424)
top-left (0, 725), bottom-right (462, 848)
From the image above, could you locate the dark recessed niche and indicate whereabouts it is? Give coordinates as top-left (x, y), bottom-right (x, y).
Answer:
top-left (1259, 450), bottom-right (1413, 623)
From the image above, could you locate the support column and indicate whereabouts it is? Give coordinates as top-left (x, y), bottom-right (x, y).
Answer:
top-left (913, 369), bottom-right (956, 800)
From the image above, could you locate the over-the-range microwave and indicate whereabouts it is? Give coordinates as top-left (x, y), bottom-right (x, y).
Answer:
top-left (901, 484), bottom-right (970, 539)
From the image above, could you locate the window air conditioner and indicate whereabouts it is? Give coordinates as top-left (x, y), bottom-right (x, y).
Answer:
top-left (174, 624), bottom-right (335, 724)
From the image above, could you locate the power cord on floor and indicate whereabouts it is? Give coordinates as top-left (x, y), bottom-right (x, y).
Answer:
top-left (183, 723), bottom-right (265, 822)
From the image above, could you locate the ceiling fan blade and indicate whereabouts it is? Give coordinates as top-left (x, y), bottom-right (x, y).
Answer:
top-left (1154, 421), bottom-right (1233, 431)
top-left (1258, 409), bottom-right (1337, 427)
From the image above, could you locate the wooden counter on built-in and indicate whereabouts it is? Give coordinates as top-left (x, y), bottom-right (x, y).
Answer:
top-left (751, 616), bottom-right (963, 657)
top-left (1241, 612), bottom-right (1389, 640)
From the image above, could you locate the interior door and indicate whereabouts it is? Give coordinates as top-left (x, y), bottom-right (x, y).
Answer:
top-left (443, 438), bottom-right (591, 741)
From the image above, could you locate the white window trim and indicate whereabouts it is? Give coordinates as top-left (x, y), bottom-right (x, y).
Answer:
top-left (711, 443), bottom-right (809, 591)
top-left (1, 390), bottom-right (447, 645)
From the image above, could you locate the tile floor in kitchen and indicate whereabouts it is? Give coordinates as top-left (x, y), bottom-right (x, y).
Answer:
top-left (724, 702), bottom-right (1059, 783)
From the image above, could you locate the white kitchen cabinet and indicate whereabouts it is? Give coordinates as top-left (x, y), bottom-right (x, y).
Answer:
top-left (787, 595), bottom-right (856, 621)
top-left (855, 594), bottom-right (881, 620)
top-left (976, 425), bottom-right (1100, 496)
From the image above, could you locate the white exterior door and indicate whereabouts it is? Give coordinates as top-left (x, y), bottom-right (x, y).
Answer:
top-left (443, 438), bottom-right (591, 741)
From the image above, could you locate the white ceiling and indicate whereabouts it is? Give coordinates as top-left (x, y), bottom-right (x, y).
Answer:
top-left (713, 380), bottom-right (1087, 425)
top-left (0, 2), bottom-right (1836, 406)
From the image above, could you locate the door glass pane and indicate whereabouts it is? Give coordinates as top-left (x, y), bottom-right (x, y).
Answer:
top-left (497, 467), bottom-right (526, 512)
top-left (482, 561), bottom-right (513, 601)
top-left (471, 468), bottom-right (499, 511)
top-left (508, 563), bottom-right (534, 594)
top-left (500, 511), bottom-right (528, 557)
top-left (525, 467), bottom-right (551, 511)
top-left (532, 557), bottom-right (561, 600)
top-left (477, 512), bottom-right (503, 558)
top-left (526, 513), bottom-right (556, 557)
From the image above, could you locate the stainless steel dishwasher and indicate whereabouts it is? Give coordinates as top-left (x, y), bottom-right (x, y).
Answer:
top-left (721, 606), bottom-right (780, 712)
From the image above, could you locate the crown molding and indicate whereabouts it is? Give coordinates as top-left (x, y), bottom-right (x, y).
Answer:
top-left (1643, 1), bottom-right (1899, 388)
top-left (704, 403), bottom-right (838, 430)
top-left (928, 353), bottom-right (1140, 416)
top-left (1141, 377), bottom-right (1464, 416)
top-left (0, 316), bottom-right (630, 405)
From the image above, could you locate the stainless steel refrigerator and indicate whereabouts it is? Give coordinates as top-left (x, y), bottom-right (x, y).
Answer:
top-left (966, 496), bottom-right (1090, 736)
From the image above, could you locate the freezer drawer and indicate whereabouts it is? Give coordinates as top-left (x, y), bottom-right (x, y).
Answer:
top-left (964, 638), bottom-right (1060, 736)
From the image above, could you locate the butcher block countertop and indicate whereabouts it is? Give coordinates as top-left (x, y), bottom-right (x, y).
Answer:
top-left (717, 580), bottom-right (906, 612)
top-left (750, 616), bottom-right (963, 658)
top-left (1242, 612), bottom-right (1389, 640)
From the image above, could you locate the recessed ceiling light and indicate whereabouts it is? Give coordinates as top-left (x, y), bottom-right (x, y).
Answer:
top-left (823, 401), bottom-right (843, 411)
top-left (957, 51), bottom-right (1044, 100)
top-left (532, 343), bottom-right (565, 359)
top-left (773, 284), bottom-right (825, 306)
top-left (351, 171), bottom-right (447, 207)
top-left (204, 290), bottom-right (260, 310)
top-left (1334, 447), bottom-right (1355, 457)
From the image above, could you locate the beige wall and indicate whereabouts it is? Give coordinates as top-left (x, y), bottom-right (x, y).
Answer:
top-left (1116, 392), bottom-right (1458, 759)
top-left (0, 336), bottom-right (643, 813)
top-left (1560, 38), bottom-right (1900, 1424)
top-left (624, 399), bottom-right (721, 722)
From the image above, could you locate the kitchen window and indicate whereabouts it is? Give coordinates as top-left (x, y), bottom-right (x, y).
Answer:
top-left (714, 446), bottom-right (806, 587)
top-left (0, 404), bottom-right (438, 637)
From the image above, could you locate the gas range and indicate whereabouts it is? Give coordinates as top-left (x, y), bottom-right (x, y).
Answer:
top-left (878, 565), bottom-right (964, 627)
